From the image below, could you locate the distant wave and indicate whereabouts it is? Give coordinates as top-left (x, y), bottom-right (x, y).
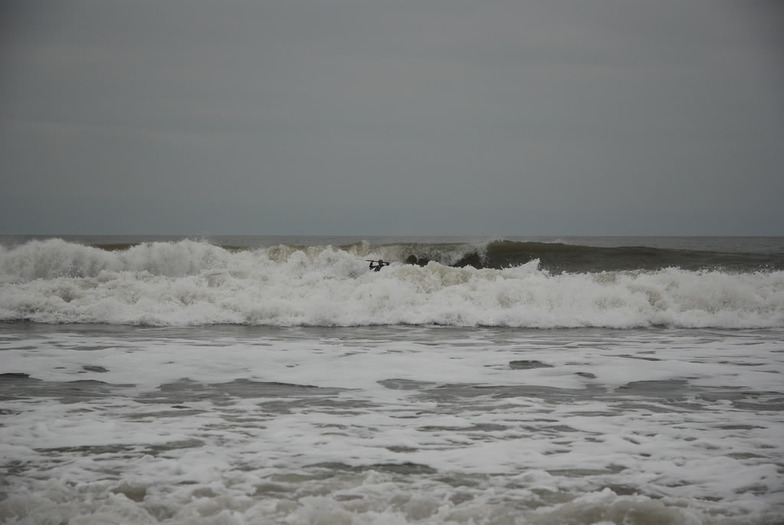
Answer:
top-left (1, 238), bottom-right (783, 328)
top-left (389, 239), bottom-right (783, 273)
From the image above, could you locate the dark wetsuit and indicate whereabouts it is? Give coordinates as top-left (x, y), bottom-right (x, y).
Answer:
top-left (369, 261), bottom-right (388, 272)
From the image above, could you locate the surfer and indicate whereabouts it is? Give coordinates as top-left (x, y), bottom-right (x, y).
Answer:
top-left (368, 259), bottom-right (389, 272)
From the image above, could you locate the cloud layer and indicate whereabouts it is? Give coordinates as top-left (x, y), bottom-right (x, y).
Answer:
top-left (2, 0), bottom-right (782, 235)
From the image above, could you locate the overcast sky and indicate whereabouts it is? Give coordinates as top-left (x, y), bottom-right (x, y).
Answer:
top-left (1, 0), bottom-right (782, 236)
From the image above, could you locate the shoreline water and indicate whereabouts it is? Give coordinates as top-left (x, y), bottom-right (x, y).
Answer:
top-left (1, 323), bottom-right (783, 524)
top-left (1, 235), bottom-right (783, 523)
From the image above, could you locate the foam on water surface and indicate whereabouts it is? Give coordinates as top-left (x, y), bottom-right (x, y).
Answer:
top-left (0, 324), bottom-right (782, 524)
top-left (1, 239), bottom-right (783, 328)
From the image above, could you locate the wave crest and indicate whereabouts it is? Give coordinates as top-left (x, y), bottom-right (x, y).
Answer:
top-left (1, 239), bottom-right (782, 328)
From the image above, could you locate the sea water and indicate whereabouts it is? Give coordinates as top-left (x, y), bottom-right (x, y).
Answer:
top-left (0, 236), bottom-right (782, 524)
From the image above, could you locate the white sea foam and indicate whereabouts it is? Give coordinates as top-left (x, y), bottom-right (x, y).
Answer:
top-left (0, 325), bottom-right (782, 524)
top-left (1, 239), bottom-right (782, 328)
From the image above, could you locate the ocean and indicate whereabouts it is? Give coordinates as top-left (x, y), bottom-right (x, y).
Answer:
top-left (0, 235), bottom-right (782, 524)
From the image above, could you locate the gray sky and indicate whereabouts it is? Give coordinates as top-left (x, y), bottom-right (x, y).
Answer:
top-left (2, 0), bottom-right (783, 236)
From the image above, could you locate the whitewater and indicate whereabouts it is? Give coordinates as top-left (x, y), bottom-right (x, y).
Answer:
top-left (1, 236), bottom-right (783, 525)
top-left (0, 237), bottom-right (782, 328)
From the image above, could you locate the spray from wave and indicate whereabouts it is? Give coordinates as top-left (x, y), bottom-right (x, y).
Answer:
top-left (1, 238), bottom-right (782, 328)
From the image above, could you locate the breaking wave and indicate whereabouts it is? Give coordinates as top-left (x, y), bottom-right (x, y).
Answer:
top-left (1, 238), bottom-right (782, 328)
